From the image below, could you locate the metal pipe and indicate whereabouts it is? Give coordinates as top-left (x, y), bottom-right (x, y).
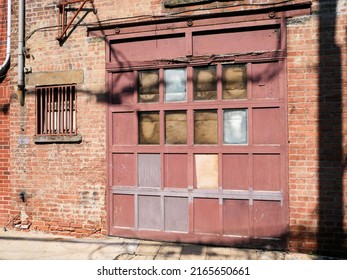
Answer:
top-left (18, 0), bottom-right (25, 106)
top-left (0, 0), bottom-right (12, 75)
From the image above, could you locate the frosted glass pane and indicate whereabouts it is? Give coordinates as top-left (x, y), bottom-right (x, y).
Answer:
top-left (138, 70), bottom-right (159, 103)
top-left (223, 109), bottom-right (248, 144)
top-left (164, 68), bottom-right (187, 102)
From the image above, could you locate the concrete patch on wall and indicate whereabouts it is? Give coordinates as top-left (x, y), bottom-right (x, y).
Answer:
top-left (164, 0), bottom-right (214, 7)
top-left (26, 69), bottom-right (84, 86)
top-left (286, 15), bottom-right (311, 25)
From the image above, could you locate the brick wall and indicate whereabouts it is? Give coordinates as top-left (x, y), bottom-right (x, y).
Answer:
top-left (8, 0), bottom-right (108, 237)
top-left (3, 0), bottom-right (347, 256)
top-left (0, 0), bottom-right (11, 227)
top-left (287, 1), bottom-right (347, 257)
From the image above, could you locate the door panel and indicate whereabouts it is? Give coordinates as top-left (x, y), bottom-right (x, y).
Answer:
top-left (253, 107), bottom-right (282, 145)
top-left (112, 112), bottom-right (134, 145)
top-left (138, 195), bottom-right (161, 230)
top-left (254, 201), bottom-right (284, 238)
top-left (164, 197), bottom-right (189, 232)
top-left (112, 154), bottom-right (135, 187)
top-left (253, 154), bottom-right (281, 191)
top-left (193, 198), bottom-right (220, 235)
top-left (222, 154), bottom-right (249, 190)
top-left (113, 194), bottom-right (135, 228)
top-left (223, 199), bottom-right (250, 236)
top-left (164, 154), bottom-right (188, 189)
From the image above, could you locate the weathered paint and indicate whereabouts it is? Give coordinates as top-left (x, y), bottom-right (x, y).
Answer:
top-left (195, 154), bottom-right (219, 189)
top-left (106, 15), bottom-right (288, 248)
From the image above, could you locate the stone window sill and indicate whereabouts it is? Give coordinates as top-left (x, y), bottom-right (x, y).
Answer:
top-left (34, 134), bottom-right (82, 144)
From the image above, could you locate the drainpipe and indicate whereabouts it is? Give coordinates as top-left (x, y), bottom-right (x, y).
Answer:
top-left (18, 0), bottom-right (25, 106)
top-left (0, 0), bottom-right (12, 75)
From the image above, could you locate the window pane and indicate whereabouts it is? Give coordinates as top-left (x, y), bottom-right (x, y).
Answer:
top-left (164, 68), bottom-right (186, 102)
top-left (222, 65), bottom-right (247, 100)
top-left (138, 112), bottom-right (160, 144)
top-left (195, 154), bottom-right (218, 189)
top-left (223, 109), bottom-right (248, 144)
top-left (194, 66), bottom-right (217, 100)
top-left (165, 111), bottom-right (187, 144)
top-left (194, 110), bottom-right (218, 144)
top-left (138, 70), bottom-right (159, 103)
top-left (36, 85), bottom-right (76, 136)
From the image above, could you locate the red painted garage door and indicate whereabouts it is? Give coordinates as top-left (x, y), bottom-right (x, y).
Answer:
top-left (106, 19), bottom-right (288, 248)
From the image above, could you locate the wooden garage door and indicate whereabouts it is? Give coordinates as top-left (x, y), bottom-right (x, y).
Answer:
top-left (107, 21), bottom-right (288, 248)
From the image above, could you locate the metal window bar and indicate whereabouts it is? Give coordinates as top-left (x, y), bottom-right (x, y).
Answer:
top-left (36, 85), bottom-right (76, 136)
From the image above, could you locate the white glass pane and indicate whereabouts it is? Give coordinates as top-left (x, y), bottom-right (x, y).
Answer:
top-left (224, 109), bottom-right (248, 144)
top-left (164, 68), bottom-right (187, 102)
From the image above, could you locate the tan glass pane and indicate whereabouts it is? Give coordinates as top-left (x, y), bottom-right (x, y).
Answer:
top-left (138, 112), bottom-right (160, 144)
top-left (195, 154), bottom-right (218, 189)
top-left (194, 110), bottom-right (217, 144)
top-left (222, 65), bottom-right (247, 100)
top-left (193, 66), bottom-right (217, 100)
top-left (165, 111), bottom-right (187, 144)
top-left (138, 70), bottom-right (159, 103)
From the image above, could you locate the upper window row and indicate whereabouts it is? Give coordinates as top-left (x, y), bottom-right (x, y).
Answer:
top-left (138, 65), bottom-right (247, 103)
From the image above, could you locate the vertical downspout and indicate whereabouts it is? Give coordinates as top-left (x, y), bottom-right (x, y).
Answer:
top-left (0, 0), bottom-right (11, 75)
top-left (18, 0), bottom-right (25, 106)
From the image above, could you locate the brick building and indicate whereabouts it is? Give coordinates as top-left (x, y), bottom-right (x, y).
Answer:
top-left (0, 0), bottom-right (346, 257)
top-left (0, 0), bottom-right (10, 228)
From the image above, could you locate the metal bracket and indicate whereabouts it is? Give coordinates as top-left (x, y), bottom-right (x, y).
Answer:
top-left (56, 0), bottom-right (97, 43)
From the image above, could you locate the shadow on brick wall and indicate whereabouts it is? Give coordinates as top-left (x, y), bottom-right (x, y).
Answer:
top-left (317, 0), bottom-right (346, 257)
top-left (82, 3), bottom-right (346, 257)
top-left (21, 2), bottom-right (347, 258)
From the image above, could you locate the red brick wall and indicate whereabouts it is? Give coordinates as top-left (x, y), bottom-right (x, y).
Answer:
top-left (287, 1), bottom-right (347, 257)
top-left (3, 0), bottom-right (347, 256)
top-left (0, 0), bottom-right (11, 227)
top-left (7, 0), bottom-right (108, 237)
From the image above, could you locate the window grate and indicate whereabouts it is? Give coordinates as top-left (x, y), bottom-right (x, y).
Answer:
top-left (36, 84), bottom-right (76, 136)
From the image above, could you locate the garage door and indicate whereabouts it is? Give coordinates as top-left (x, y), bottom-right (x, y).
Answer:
top-left (106, 20), bottom-right (288, 248)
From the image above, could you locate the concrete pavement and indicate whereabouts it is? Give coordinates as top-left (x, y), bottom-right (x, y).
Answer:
top-left (0, 229), bottom-right (338, 260)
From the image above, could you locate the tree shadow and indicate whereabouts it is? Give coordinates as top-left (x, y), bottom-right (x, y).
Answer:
top-left (317, 0), bottom-right (346, 257)
top-left (19, 2), bottom-right (347, 258)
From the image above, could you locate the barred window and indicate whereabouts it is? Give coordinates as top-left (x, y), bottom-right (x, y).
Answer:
top-left (36, 84), bottom-right (76, 136)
